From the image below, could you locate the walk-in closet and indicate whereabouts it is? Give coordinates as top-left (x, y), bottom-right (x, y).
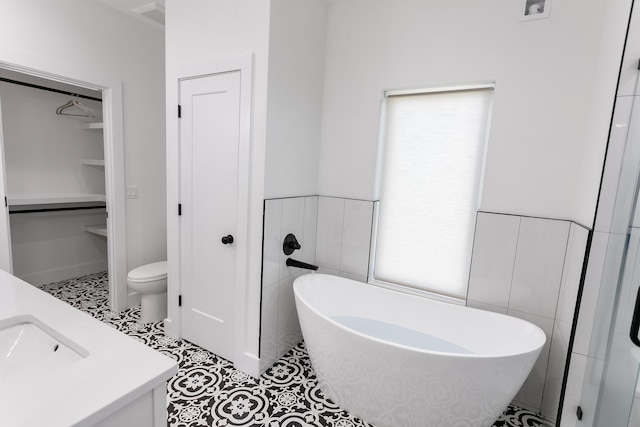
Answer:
top-left (0, 69), bottom-right (109, 287)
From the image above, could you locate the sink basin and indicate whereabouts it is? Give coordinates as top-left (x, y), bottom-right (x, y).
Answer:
top-left (0, 315), bottom-right (87, 383)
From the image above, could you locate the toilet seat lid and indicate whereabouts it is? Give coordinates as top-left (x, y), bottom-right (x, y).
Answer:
top-left (128, 261), bottom-right (167, 282)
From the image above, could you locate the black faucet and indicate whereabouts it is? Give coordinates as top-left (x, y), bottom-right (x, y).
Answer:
top-left (283, 233), bottom-right (301, 255)
top-left (286, 258), bottom-right (319, 271)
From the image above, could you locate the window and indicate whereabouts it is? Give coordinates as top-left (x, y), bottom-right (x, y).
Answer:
top-left (372, 84), bottom-right (493, 300)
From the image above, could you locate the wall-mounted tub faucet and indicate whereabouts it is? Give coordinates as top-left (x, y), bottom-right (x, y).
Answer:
top-left (283, 233), bottom-right (301, 255)
top-left (282, 233), bottom-right (319, 270)
top-left (286, 258), bottom-right (319, 271)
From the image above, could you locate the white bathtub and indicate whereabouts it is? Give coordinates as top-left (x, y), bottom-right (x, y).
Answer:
top-left (293, 274), bottom-right (546, 427)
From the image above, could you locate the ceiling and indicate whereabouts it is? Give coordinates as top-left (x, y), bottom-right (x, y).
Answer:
top-left (95, 0), bottom-right (165, 28)
top-left (95, 0), bottom-right (350, 29)
top-left (0, 0), bottom-right (166, 96)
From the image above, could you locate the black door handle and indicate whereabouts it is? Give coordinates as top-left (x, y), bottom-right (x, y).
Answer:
top-left (630, 286), bottom-right (640, 347)
top-left (221, 235), bottom-right (234, 245)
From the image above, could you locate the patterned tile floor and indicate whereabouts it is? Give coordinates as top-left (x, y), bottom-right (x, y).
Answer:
top-left (38, 272), bottom-right (553, 427)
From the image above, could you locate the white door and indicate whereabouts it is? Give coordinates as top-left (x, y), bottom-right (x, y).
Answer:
top-left (179, 71), bottom-right (241, 362)
top-left (0, 97), bottom-right (13, 273)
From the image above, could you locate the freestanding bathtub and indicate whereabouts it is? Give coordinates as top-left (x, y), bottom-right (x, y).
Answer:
top-left (293, 274), bottom-right (546, 427)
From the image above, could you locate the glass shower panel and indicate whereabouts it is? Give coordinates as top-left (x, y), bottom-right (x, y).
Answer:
top-left (595, 230), bottom-right (640, 426)
top-left (593, 82), bottom-right (640, 426)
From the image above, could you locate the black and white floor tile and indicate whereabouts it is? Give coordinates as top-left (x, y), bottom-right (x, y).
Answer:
top-left (38, 272), bottom-right (553, 427)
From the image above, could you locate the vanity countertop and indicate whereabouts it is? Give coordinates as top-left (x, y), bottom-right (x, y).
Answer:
top-left (0, 269), bottom-right (177, 426)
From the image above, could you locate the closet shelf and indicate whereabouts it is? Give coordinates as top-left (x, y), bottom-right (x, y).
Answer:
top-left (7, 193), bottom-right (107, 206)
top-left (80, 122), bottom-right (104, 131)
top-left (80, 159), bottom-right (105, 166)
top-left (84, 224), bottom-right (108, 237)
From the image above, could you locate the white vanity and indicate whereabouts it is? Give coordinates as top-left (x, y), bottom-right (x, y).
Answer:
top-left (0, 269), bottom-right (177, 426)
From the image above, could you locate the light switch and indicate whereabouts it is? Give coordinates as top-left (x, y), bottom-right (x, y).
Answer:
top-left (126, 186), bottom-right (138, 199)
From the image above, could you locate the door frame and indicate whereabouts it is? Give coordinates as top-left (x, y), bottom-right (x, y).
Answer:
top-left (0, 97), bottom-right (12, 274)
top-left (166, 54), bottom-right (254, 372)
top-left (0, 60), bottom-right (128, 312)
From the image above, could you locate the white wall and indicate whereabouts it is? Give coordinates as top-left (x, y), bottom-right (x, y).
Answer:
top-left (0, 0), bottom-right (167, 272)
top-left (10, 210), bottom-right (108, 284)
top-left (318, 0), bottom-right (630, 227)
top-left (165, 0), bottom-right (271, 373)
top-left (264, 0), bottom-right (327, 198)
top-left (0, 83), bottom-right (105, 196)
top-left (0, 82), bottom-right (108, 283)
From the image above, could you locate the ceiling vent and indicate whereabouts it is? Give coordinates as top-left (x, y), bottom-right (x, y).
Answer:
top-left (132, 2), bottom-right (165, 26)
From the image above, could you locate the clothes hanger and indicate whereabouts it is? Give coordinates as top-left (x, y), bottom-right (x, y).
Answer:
top-left (56, 99), bottom-right (96, 118)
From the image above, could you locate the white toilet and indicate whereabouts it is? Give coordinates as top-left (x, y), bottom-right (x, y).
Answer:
top-left (127, 261), bottom-right (168, 323)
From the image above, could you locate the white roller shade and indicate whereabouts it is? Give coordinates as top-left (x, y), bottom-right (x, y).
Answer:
top-left (374, 87), bottom-right (493, 299)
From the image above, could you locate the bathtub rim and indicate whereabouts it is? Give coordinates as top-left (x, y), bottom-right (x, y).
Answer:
top-left (294, 273), bottom-right (546, 359)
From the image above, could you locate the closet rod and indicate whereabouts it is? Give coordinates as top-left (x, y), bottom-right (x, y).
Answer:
top-left (9, 205), bottom-right (106, 215)
top-left (0, 77), bottom-right (102, 102)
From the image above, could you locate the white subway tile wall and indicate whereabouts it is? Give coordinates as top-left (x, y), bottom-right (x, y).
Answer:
top-left (587, 233), bottom-right (627, 361)
top-left (263, 199), bottom-right (283, 289)
top-left (315, 196), bottom-right (345, 271)
top-left (260, 282), bottom-right (279, 366)
top-left (572, 231), bottom-right (608, 357)
top-left (556, 225), bottom-right (591, 323)
top-left (277, 275), bottom-right (300, 355)
top-left (467, 212), bottom-right (589, 420)
top-left (279, 198), bottom-right (306, 280)
top-left (467, 212), bottom-right (520, 308)
top-left (566, 231), bottom-right (627, 427)
top-left (260, 196), bottom-right (319, 372)
top-left (261, 201), bottom-right (587, 421)
top-left (543, 319), bottom-right (572, 417)
top-left (509, 217), bottom-right (569, 319)
top-left (560, 352), bottom-right (588, 427)
top-left (340, 199), bottom-right (374, 277)
top-left (261, 196), bottom-right (374, 372)
top-left (542, 223), bottom-right (590, 418)
top-left (510, 309), bottom-right (555, 411)
top-left (466, 300), bottom-right (509, 315)
top-left (315, 196), bottom-right (374, 281)
top-left (574, 357), bottom-right (605, 427)
top-left (302, 196), bottom-right (319, 265)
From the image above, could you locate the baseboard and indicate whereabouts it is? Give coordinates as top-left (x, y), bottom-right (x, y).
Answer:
top-left (164, 317), bottom-right (180, 339)
top-left (235, 351), bottom-right (261, 378)
top-left (18, 260), bottom-right (108, 286)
